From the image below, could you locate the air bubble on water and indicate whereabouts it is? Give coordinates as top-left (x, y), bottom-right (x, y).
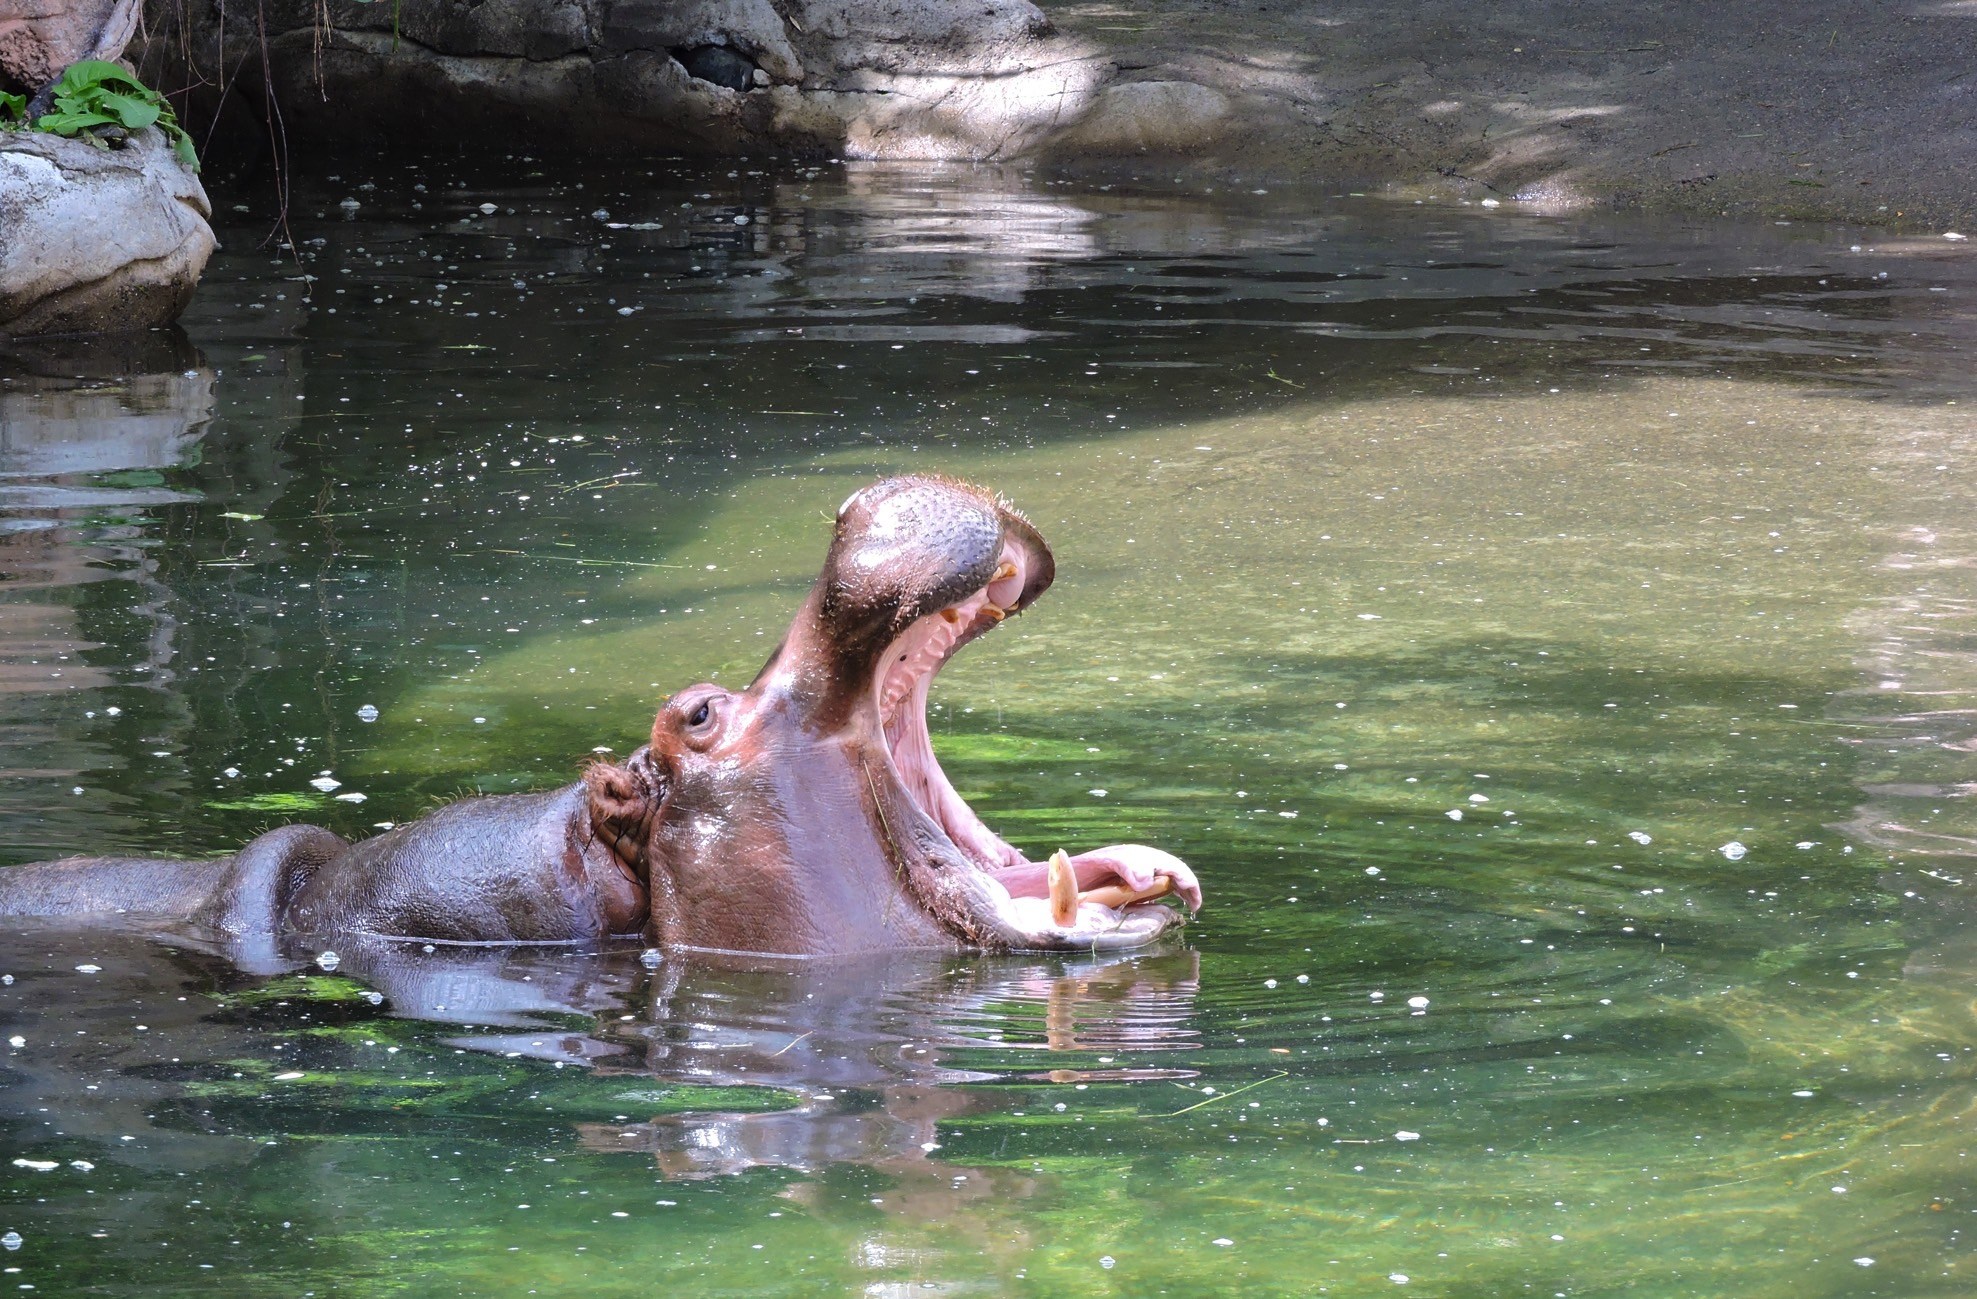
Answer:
top-left (1446, 809), bottom-right (1464, 821)
top-left (1395, 1131), bottom-right (1421, 1141)
top-left (1100, 1256), bottom-right (1115, 1269)
top-left (1296, 974), bottom-right (1309, 984)
top-left (1, 1231), bottom-right (20, 1249)
top-left (1792, 1090), bottom-right (1815, 1098)
top-left (639, 948), bottom-right (664, 969)
top-left (1369, 990), bottom-right (1385, 1001)
top-left (316, 951), bottom-right (341, 971)
top-left (1407, 996), bottom-right (1429, 1009)
top-left (75, 964), bottom-right (101, 974)
top-left (357, 705), bottom-right (379, 722)
top-left (1468, 794), bottom-right (1488, 803)
top-left (1720, 841), bottom-right (1747, 860)
top-left (1213, 1238), bottom-right (1233, 1247)
top-left (1389, 1275), bottom-right (1409, 1285)
top-left (310, 776), bottom-right (342, 792)
top-left (1628, 831), bottom-right (1652, 844)
top-left (1365, 867), bottom-right (1381, 876)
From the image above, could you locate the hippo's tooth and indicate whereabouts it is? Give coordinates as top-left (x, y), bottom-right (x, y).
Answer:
top-left (1078, 876), bottom-right (1175, 910)
top-left (981, 605), bottom-right (1007, 623)
top-left (993, 560), bottom-right (1019, 582)
top-left (1047, 850), bottom-right (1078, 927)
top-left (939, 607), bottom-right (963, 624)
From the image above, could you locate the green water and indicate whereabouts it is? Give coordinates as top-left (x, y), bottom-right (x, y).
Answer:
top-left (3, 160), bottom-right (1976, 1296)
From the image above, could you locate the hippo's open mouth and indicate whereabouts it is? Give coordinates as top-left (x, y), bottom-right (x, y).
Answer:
top-left (876, 536), bottom-right (1037, 876)
top-left (866, 523), bottom-right (1190, 943)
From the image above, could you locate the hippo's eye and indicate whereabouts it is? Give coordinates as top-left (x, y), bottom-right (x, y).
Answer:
top-left (688, 701), bottom-right (712, 728)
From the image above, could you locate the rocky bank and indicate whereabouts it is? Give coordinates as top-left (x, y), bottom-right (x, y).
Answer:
top-left (137, 0), bottom-right (1974, 227)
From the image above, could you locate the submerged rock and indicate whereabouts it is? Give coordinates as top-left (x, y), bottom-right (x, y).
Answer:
top-left (0, 130), bottom-right (215, 337)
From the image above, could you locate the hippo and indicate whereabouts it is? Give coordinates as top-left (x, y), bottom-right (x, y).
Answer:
top-left (0, 476), bottom-right (1199, 956)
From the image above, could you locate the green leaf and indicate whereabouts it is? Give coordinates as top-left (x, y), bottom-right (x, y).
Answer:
top-left (97, 90), bottom-right (161, 130)
top-left (34, 109), bottom-right (119, 136)
top-left (56, 60), bottom-right (149, 95)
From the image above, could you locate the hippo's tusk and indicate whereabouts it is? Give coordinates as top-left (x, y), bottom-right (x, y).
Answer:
top-left (1079, 876), bottom-right (1175, 910)
top-left (993, 560), bottom-right (1019, 583)
top-left (981, 605), bottom-right (1007, 623)
top-left (1047, 850), bottom-right (1078, 926)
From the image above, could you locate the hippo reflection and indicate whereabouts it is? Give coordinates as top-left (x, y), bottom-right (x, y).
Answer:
top-left (0, 924), bottom-right (1199, 1188)
top-left (0, 476), bottom-right (1198, 955)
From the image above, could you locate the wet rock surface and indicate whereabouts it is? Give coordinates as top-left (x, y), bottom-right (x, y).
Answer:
top-left (0, 130), bottom-right (215, 338)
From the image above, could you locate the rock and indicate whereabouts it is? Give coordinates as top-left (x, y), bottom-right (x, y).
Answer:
top-left (149, 0), bottom-right (1152, 163)
top-left (0, 130), bottom-right (215, 338)
top-left (1044, 81), bottom-right (1232, 157)
top-left (0, 0), bottom-right (140, 93)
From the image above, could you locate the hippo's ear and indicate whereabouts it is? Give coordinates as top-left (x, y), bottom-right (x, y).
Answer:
top-left (585, 747), bottom-right (666, 863)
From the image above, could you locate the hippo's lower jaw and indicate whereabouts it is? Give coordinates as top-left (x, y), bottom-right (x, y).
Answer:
top-left (869, 540), bottom-right (1197, 952)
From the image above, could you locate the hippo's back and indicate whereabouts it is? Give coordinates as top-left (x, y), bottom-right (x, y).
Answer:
top-left (0, 855), bottom-right (227, 920)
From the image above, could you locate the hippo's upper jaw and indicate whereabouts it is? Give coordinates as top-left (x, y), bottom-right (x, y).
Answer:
top-left (632, 475), bottom-right (1197, 957)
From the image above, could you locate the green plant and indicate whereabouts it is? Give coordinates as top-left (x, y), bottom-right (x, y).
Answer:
top-left (29, 60), bottom-right (198, 170)
top-left (0, 90), bottom-right (27, 126)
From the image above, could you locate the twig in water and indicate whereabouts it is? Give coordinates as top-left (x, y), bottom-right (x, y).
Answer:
top-left (1164, 1071), bottom-right (1287, 1116)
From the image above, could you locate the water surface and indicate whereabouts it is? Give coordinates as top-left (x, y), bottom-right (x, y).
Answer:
top-left (2, 161), bottom-right (1975, 1297)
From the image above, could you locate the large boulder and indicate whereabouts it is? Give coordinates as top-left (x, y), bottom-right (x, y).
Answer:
top-left (0, 0), bottom-right (139, 92)
top-left (0, 129), bottom-right (215, 337)
top-left (143, 0), bottom-right (1167, 162)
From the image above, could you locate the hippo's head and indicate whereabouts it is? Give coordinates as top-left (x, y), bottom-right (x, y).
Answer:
top-left (586, 476), bottom-right (1185, 957)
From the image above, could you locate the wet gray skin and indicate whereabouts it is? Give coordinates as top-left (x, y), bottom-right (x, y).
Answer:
top-left (0, 160), bottom-right (1974, 1297)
